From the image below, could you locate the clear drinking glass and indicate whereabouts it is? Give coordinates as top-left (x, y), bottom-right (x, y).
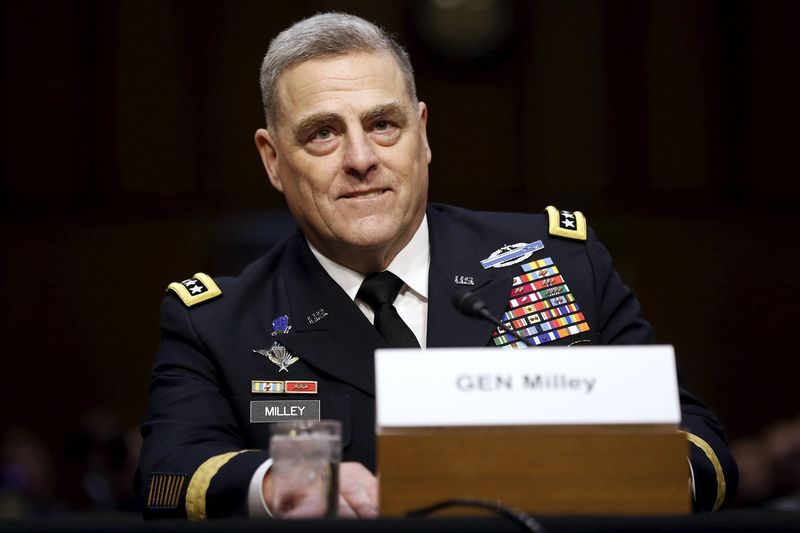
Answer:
top-left (268, 420), bottom-right (342, 518)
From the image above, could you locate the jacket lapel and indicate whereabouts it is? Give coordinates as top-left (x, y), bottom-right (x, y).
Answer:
top-left (265, 207), bottom-right (523, 391)
top-left (426, 207), bottom-right (513, 348)
top-left (271, 234), bottom-right (384, 396)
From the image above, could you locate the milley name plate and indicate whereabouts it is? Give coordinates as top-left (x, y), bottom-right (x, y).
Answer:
top-left (375, 345), bottom-right (681, 428)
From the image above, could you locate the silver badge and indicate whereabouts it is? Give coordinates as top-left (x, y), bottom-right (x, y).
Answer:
top-left (480, 241), bottom-right (544, 269)
top-left (253, 342), bottom-right (299, 372)
top-left (454, 275), bottom-right (475, 285)
top-left (306, 308), bottom-right (328, 324)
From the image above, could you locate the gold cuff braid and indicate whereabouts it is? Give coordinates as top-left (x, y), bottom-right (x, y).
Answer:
top-left (185, 450), bottom-right (248, 520)
top-left (679, 431), bottom-right (726, 511)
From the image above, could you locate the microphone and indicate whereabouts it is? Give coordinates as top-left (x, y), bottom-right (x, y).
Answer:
top-left (452, 289), bottom-right (533, 347)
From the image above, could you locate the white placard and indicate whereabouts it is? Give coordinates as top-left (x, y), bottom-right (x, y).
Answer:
top-left (375, 345), bottom-right (680, 428)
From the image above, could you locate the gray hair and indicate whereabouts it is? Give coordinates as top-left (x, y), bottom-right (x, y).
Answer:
top-left (259, 12), bottom-right (417, 128)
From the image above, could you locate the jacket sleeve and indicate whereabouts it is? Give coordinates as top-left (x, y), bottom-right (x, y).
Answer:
top-left (586, 229), bottom-right (738, 511)
top-left (135, 295), bottom-right (269, 519)
top-left (585, 228), bottom-right (654, 346)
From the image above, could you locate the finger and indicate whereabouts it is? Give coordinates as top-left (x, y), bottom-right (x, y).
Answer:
top-left (342, 479), bottom-right (378, 518)
top-left (338, 463), bottom-right (379, 518)
top-left (336, 493), bottom-right (358, 519)
top-left (277, 487), bottom-right (328, 519)
top-left (347, 490), bottom-right (378, 518)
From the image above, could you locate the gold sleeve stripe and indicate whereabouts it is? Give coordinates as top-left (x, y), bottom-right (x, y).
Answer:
top-left (146, 473), bottom-right (186, 509)
top-left (146, 476), bottom-right (156, 507)
top-left (173, 476), bottom-right (186, 506)
top-left (156, 476), bottom-right (165, 506)
top-left (163, 475), bottom-right (184, 508)
top-left (166, 476), bottom-right (176, 506)
top-left (167, 272), bottom-right (222, 307)
top-left (162, 476), bottom-right (173, 507)
top-left (155, 476), bottom-right (165, 506)
top-left (680, 431), bottom-right (726, 511)
top-left (185, 450), bottom-right (248, 520)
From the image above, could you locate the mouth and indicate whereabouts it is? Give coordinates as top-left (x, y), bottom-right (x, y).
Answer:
top-left (340, 188), bottom-right (389, 200)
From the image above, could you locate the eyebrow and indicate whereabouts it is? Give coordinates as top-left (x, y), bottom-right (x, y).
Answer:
top-left (291, 102), bottom-right (410, 143)
top-left (360, 102), bottom-right (409, 127)
top-left (292, 112), bottom-right (340, 143)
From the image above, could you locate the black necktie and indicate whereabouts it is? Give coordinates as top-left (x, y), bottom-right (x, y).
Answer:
top-left (357, 271), bottom-right (420, 348)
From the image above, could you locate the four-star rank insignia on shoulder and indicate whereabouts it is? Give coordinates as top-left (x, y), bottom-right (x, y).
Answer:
top-left (544, 205), bottom-right (587, 241)
top-left (167, 272), bottom-right (222, 307)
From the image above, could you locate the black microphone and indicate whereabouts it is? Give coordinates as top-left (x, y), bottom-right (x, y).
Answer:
top-left (452, 289), bottom-right (533, 347)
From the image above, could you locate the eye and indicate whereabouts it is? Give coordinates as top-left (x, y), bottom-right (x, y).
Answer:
top-left (369, 117), bottom-right (401, 147)
top-left (314, 127), bottom-right (333, 140)
top-left (303, 125), bottom-right (340, 155)
top-left (370, 120), bottom-right (400, 143)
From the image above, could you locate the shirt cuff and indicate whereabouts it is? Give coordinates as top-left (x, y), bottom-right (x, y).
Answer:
top-left (247, 458), bottom-right (273, 517)
top-left (688, 457), bottom-right (697, 503)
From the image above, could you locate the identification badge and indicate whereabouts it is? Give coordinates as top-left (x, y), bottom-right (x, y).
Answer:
top-left (250, 400), bottom-right (321, 423)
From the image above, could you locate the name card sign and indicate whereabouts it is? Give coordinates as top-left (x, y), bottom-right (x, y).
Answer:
top-left (375, 345), bottom-right (680, 428)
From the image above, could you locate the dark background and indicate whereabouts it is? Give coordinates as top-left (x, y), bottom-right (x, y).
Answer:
top-left (1, 0), bottom-right (799, 513)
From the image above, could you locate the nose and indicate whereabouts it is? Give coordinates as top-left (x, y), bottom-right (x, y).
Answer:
top-left (342, 129), bottom-right (379, 179)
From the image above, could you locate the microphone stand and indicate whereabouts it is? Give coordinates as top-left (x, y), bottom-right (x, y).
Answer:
top-left (452, 290), bottom-right (534, 348)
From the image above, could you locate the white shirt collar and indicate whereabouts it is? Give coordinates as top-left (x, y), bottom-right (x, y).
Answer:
top-left (308, 216), bottom-right (430, 301)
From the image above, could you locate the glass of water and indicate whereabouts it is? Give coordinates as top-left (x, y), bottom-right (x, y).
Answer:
top-left (268, 420), bottom-right (342, 518)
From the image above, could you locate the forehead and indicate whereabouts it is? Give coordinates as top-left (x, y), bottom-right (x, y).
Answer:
top-left (274, 52), bottom-right (411, 125)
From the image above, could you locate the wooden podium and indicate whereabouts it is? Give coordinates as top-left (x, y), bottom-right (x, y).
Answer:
top-left (377, 425), bottom-right (690, 516)
top-left (375, 346), bottom-right (690, 516)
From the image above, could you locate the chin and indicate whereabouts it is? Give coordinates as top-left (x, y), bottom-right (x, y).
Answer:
top-left (337, 219), bottom-right (405, 250)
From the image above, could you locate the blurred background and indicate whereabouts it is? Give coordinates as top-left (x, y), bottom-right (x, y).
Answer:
top-left (1, 0), bottom-right (799, 517)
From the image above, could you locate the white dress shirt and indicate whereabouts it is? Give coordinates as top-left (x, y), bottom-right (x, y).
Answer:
top-left (308, 216), bottom-right (430, 347)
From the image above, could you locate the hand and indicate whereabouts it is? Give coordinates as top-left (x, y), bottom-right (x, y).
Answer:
top-left (336, 461), bottom-right (378, 518)
top-left (263, 460), bottom-right (378, 519)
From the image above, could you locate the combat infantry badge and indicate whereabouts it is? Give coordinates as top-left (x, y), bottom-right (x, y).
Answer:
top-left (253, 342), bottom-right (299, 372)
top-left (480, 241), bottom-right (544, 269)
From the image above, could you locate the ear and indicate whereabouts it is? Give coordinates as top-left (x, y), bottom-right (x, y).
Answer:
top-left (254, 128), bottom-right (284, 193)
top-left (418, 102), bottom-right (432, 164)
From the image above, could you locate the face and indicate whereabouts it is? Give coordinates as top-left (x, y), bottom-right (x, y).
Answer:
top-left (255, 51), bottom-right (431, 271)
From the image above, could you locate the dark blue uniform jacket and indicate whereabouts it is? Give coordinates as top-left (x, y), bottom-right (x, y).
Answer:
top-left (136, 204), bottom-right (737, 518)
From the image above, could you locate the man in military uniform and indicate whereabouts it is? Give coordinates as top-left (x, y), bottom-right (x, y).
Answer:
top-left (136, 12), bottom-right (737, 519)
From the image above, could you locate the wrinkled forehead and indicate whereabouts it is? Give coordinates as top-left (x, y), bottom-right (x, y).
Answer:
top-left (272, 51), bottom-right (414, 128)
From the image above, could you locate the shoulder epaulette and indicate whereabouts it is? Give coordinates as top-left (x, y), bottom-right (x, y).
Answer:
top-left (544, 205), bottom-right (587, 241)
top-left (167, 272), bottom-right (222, 307)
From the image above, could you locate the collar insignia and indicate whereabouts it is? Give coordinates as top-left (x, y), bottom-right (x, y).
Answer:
top-left (271, 314), bottom-right (291, 336)
top-left (306, 308), bottom-right (328, 325)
